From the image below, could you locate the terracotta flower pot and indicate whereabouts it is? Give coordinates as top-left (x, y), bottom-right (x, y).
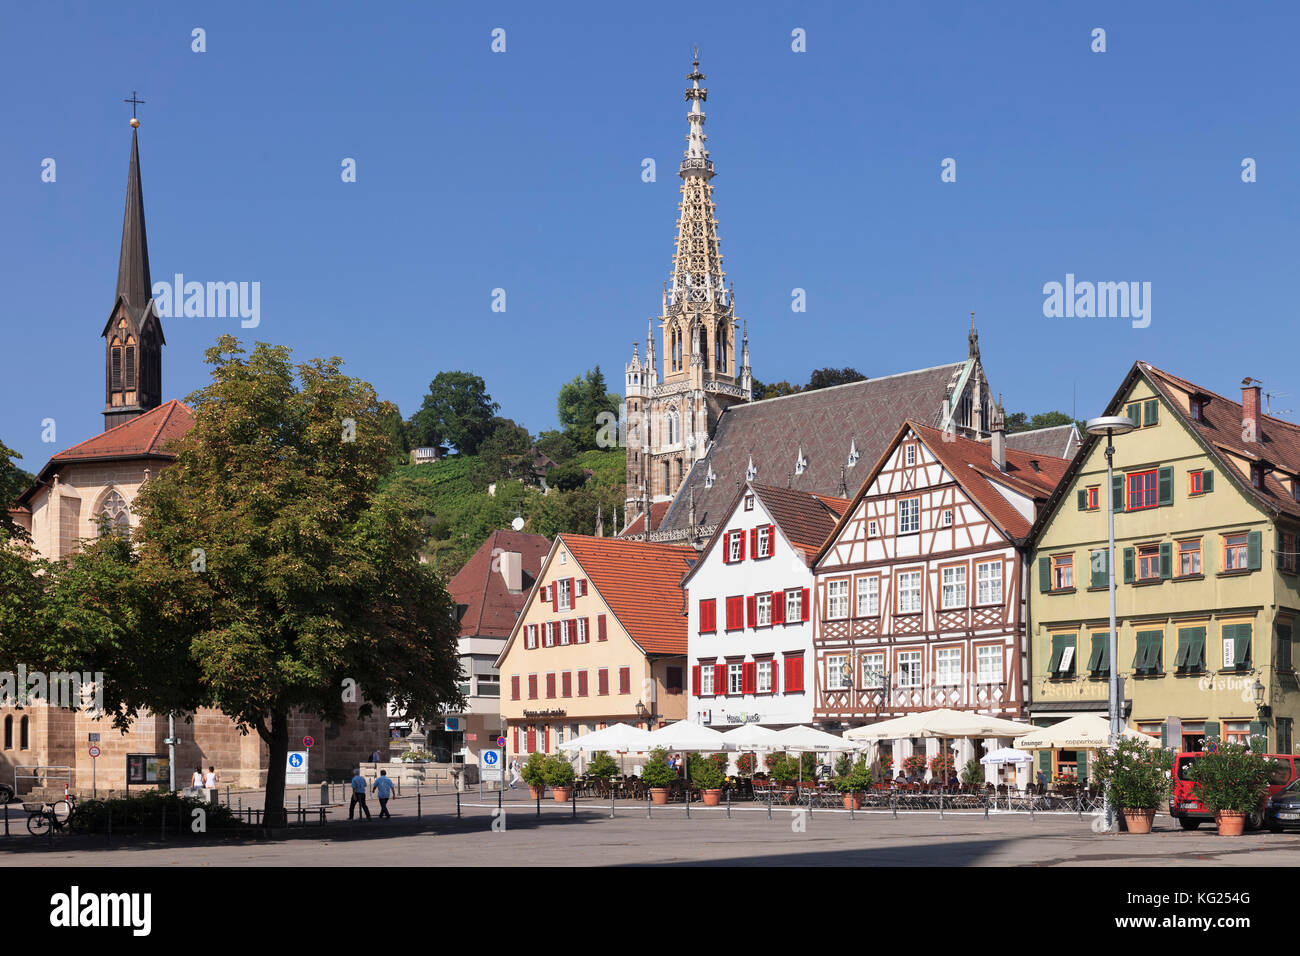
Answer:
top-left (843, 792), bottom-right (863, 810)
top-left (1215, 810), bottom-right (1247, 836)
top-left (650, 787), bottom-right (670, 805)
top-left (1122, 809), bottom-right (1156, 834)
top-left (702, 788), bottom-right (722, 806)
top-left (528, 786), bottom-right (543, 799)
top-left (552, 786), bottom-right (572, 803)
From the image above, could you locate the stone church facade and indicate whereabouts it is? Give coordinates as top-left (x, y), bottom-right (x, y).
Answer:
top-left (2, 120), bottom-right (384, 795)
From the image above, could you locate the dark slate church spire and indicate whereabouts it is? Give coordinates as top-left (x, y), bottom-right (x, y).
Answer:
top-left (102, 103), bottom-right (165, 431)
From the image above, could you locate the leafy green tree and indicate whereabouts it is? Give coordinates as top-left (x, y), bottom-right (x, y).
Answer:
top-left (112, 336), bottom-right (463, 826)
top-left (750, 379), bottom-right (802, 401)
top-left (478, 417), bottom-right (533, 481)
top-left (0, 440), bottom-right (33, 536)
top-left (1006, 410), bottom-right (1084, 433)
top-left (409, 371), bottom-right (500, 455)
top-left (534, 429), bottom-right (576, 466)
top-left (557, 367), bottom-right (619, 451)
top-left (807, 367), bottom-right (866, 391)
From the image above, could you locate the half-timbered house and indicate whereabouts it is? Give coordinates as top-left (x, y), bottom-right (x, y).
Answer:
top-left (811, 416), bottom-right (1070, 778)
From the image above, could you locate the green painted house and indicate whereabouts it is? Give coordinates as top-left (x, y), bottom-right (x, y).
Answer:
top-left (1025, 362), bottom-right (1300, 782)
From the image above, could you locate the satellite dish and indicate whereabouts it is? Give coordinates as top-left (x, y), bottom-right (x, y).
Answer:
top-left (511, 516), bottom-right (525, 532)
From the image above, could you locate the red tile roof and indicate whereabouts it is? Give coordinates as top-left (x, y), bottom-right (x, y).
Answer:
top-left (750, 483), bottom-right (849, 556)
top-left (558, 534), bottom-right (695, 655)
top-left (448, 530), bottom-right (552, 639)
top-left (618, 500), bottom-right (672, 536)
top-left (53, 400), bottom-right (194, 463)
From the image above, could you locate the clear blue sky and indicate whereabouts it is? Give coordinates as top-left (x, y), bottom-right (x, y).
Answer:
top-left (3, 1), bottom-right (1298, 469)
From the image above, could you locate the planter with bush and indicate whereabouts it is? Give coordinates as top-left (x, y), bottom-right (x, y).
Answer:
top-left (959, 759), bottom-right (984, 788)
top-left (588, 751), bottom-right (619, 781)
top-left (929, 753), bottom-right (955, 781)
top-left (1091, 737), bottom-right (1173, 834)
top-left (691, 755), bottom-right (726, 806)
top-left (521, 752), bottom-right (548, 798)
top-left (901, 754), bottom-right (928, 780)
top-left (767, 753), bottom-right (799, 784)
top-left (544, 754), bottom-right (576, 801)
top-left (1185, 740), bottom-right (1278, 835)
top-left (642, 747), bottom-right (675, 804)
top-left (835, 759), bottom-right (874, 809)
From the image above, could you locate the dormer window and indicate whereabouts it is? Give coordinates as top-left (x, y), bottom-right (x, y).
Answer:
top-left (1190, 398), bottom-right (1203, 422)
top-left (744, 494), bottom-right (754, 511)
top-left (1252, 465), bottom-right (1263, 490)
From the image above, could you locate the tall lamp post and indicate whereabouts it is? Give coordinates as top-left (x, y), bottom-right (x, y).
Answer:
top-left (1085, 415), bottom-right (1136, 829)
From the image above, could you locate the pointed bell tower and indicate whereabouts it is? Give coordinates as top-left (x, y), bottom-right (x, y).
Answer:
top-left (102, 101), bottom-right (164, 431)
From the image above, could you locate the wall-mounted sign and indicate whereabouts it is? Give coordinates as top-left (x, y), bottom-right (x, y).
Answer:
top-left (126, 754), bottom-right (169, 786)
top-left (522, 709), bottom-right (567, 718)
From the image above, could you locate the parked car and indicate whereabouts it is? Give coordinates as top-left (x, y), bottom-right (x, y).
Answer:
top-left (1170, 750), bottom-right (1297, 830)
top-left (1265, 778), bottom-right (1300, 832)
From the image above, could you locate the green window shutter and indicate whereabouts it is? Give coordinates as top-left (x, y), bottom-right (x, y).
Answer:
top-left (1097, 634), bottom-right (1110, 675)
top-left (1048, 636), bottom-right (1065, 675)
top-left (1174, 632), bottom-right (1191, 668)
top-left (1112, 474), bottom-right (1125, 512)
top-left (1234, 625), bottom-right (1252, 668)
top-left (1204, 720), bottom-right (1220, 742)
top-left (1250, 721), bottom-right (1267, 747)
top-left (1086, 634), bottom-right (1104, 673)
top-left (1143, 399), bottom-right (1159, 426)
top-left (1188, 627), bottom-right (1206, 671)
top-left (1132, 633), bottom-right (1146, 672)
top-left (1038, 749), bottom-right (1051, 776)
top-left (1123, 547), bottom-right (1135, 583)
top-left (1157, 466), bottom-right (1173, 506)
top-left (1077, 489), bottom-right (1087, 511)
top-left (1248, 530), bottom-right (1262, 571)
top-left (1127, 403), bottom-right (1141, 427)
top-left (1279, 530), bottom-right (1286, 570)
top-left (1076, 749), bottom-right (1087, 782)
top-left (1090, 550), bottom-right (1107, 588)
top-left (1202, 470), bottom-right (1213, 493)
top-left (1038, 556), bottom-right (1051, 593)
top-left (1160, 722), bottom-right (1168, 748)
top-left (1160, 541), bottom-right (1172, 579)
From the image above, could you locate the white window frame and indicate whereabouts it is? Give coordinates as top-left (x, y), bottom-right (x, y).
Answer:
top-left (868, 520), bottom-right (878, 537)
top-left (898, 650), bottom-right (922, 688)
top-left (899, 498), bottom-right (920, 534)
top-left (977, 645), bottom-right (1002, 684)
top-left (756, 592), bottom-right (772, 627)
top-left (785, 589), bottom-right (802, 622)
top-left (543, 623), bottom-right (555, 648)
top-left (826, 655), bottom-right (849, 691)
top-left (757, 525), bottom-right (772, 558)
top-left (728, 532), bottom-right (742, 562)
top-left (559, 620), bottom-right (570, 645)
top-left (935, 647), bottom-right (961, 686)
top-left (862, 653), bottom-right (885, 689)
top-left (728, 663), bottom-right (744, 695)
top-left (976, 560), bottom-right (1003, 605)
top-left (905, 444), bottom-right (916, 466)
top-left (756, 660), bottom-right (773, 694)
top-left (576, 618), bottom-right (588, 643)
top-left (897, 570), bottom-right (922, 614)
top-left (525, 625), bottom-right (537, 649)
top-left (557, 578), bottom-right (572, 611)
top-left (700, 664), bottom-right (714, 696)
top-left (827, 579), bottom-right (850, 620)
top-left (856, 576), bottom-right (879, 617)
top-left (941, 565), bottom-right (967, 609)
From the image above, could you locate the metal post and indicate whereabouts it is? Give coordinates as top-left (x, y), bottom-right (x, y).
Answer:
top-left (418, 792), bottom-right (422, 818)
top-left (610, 788), bottom-right (615, 819)
top-left (498, 786), bottom-right (502, 810)
top-left (537, 789), bottom-right (541, 817)
top-left (2, 804), bottom-right (6, 836)
top-left (571, 786), bottom-right (576, 818)
top-left (1105, 428), bottom-right (1121, 831)
top-left (892, 790), bottom-right (897, 819)
top-left (456, 789), bottom-right (461, 819)
top-left (167, 712), bottom-right (176, 794)
top-left (940, 790), bottom-right (944, 819)
top-left (647, 789), bottom-right (652, 819)
top-left (767, 784), bottom-right (772, 820)
top-left (726, 788), bottom-right (731, 819)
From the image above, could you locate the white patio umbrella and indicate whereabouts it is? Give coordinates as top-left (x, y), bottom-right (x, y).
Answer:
top-left (720, 723), bottom-right (781, 750)
top-left (558, 722), bottom-right (655, 753)
top-left (645, 719), bottom-right (727, 751)
top-left (1014, 715), bottom-right (1159, 751)
top-left (770, 725), bottom-right (856, 781)
top-left (842, 709), bottom-right (1034, 741)
top-left (980, 747), bottom-right (1033, 765)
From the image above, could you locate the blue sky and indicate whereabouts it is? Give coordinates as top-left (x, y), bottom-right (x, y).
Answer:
top-left (3, 1), bottom-right (1298, 469)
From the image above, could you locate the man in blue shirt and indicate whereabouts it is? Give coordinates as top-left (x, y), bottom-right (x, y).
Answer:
top-left (373, 769), bottom-right (395, 819)
top-left (349, 768), bottom-right (372, 820)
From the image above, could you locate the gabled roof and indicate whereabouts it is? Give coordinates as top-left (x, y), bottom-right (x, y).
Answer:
top-left (1026, 361), bottom-right (1300, 546)
top-left (816, 420), bottom-right (1070, 564)
top-left (618, 500), bottom-right (672, 537)
top-left (1005, 423), bottom-right (1081, 461)
top-left (659, 361), bottom-right (971, 532)
top-left (18, 400), bottom-right (195, 505)
top-left (447, 529), bottom-right (552, 639)
top-left (557, 534), bottom-right (695, 655)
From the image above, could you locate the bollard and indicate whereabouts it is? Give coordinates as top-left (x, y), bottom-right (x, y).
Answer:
top-left (3, 803), bottom-right (6, 837)
top-left (850, 795), bottom-right (854, 822)
top-left (225, 784), bottom-right (230, 807)
top-left (647, 790), bottom-right (652, 819)
top-left (106, 804), bottom-right (111, 844)
top-left (985, 796), bottom-right (989, 819)
top-left (161, 801), bottom-right (166, 842)
top-left (498, 787), bottom-right (502, 811)
top-left (685, 789), bottom-right (690, 819)
top-left (537, 790), bottom-right (541, 818)
top-left (892, 791), bottom-right (897, 820)
top-left (610, 789), bottom-right (615, 819)
top-left (767, 785), bottom-right (772, 821)
top-left (726, 788), bottom-right (731, 820)
top-left (456, 789), bottom-right (461, 819)
top-left (571, 786), bottom-right (576, 818)
top-left (418, 793), bottom-right (422, 819)
top-left (940, 791), bottom-right (944, 819)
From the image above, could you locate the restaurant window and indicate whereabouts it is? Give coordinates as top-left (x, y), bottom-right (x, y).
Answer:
top-left (976, 560), bottom-right (1002, 605)
top-left (1126, 470), bottom-right (1158, 511)
top-left (935, 647), bottom-right (961, 686)
top-left (756, 592), bottom-right (772, 627)
top-left (728, 663), bottom-right (744, 695)
top-left (826, 655), bottom-right (850, 691)
top-left (896, 570), bottom-right (922, 614)
top-left (862, 653), bottom-right (885, 689)
top-left (898, 650), bottom-right (922, 688)
top-left (977, 645), bottom-right (1002, 684)
top-left (1136, 544), bottom-right (1161, 582)
top-left (941, 565), bottom-right (966, 609)
top-left (1224, 721), bottom-right (1251, 746)
top-left (899, 497), bottom-right (920, 534)
top-left (1178, 539), bottom-right (1201, 577)
top-left (856, 576), bottom-right (879, 617)
top-left (827, 579), bottom-right (850, 619)
top-left (1051, 554), bottom-right (1073, 590)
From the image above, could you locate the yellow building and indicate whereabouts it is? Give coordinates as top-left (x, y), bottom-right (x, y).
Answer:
top-left (1027, 362), bottom-right (1300, 782)
top-left (495, 535), bottom-right (695, 759)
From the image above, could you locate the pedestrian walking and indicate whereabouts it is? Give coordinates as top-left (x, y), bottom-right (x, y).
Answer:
top-left (509, 758), bottom-right (521, 790)
top-left (191, 766), bottom-right (204, 789)
top-left (204, 766), bottom-right (218, 789)
top-left (373, 769), bottom-right (395, 819)
top-left (349, 768), bottom-right (372, 820)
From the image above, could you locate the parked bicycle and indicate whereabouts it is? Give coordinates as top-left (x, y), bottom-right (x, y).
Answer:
top-left (25, 787), bottom-right (76, 836)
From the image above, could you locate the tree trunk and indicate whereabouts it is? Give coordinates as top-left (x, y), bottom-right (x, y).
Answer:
top-left (259, 709), bottom-right (290, 828)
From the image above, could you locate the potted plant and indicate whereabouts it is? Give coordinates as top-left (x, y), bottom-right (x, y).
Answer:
top-left (1092, 737), bottom-right (1173, 834)
top-left (691, 754), bottom-right (726, 805)
top-left (763, 752), bottom-right (780, 772)
top-left (1185, 740), bottom-right (1277, 836)
top-left (736, 752), bottom-right (757, 776)
top-left (877, 753), bottom-right (893, 779)
top-left (642, 747), bottom-right (675, 804)
top-left (520, 752), bottom-right (548, 799)
top-left (835, 759), bottom-right (874, 809)
top-left (588, 751), bottom-right (619, 781)
top-left (708, 752), bottom-right (730, 777)
top-left (834, 753), bottom-right (853, 778)
top-left (929, 752), bottom-right (955, 782)
top-left (902, 754), bottom-right (928, 781)
top-left (543, 754), bottom-right (576, 802)
top-left (768, 753), bottom-right (798, 785)
top-left (959, 759), bottom-right (984, 788)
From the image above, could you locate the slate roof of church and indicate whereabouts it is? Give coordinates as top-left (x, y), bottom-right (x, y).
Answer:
top-left (660, 361), bottom-right (970, 532)
top-left (448, 529), bottom-right (552, 639)
top-left (1005, 424), bottom-right (1080, 461)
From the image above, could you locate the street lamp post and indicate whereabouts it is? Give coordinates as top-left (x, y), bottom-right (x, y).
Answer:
top-left (1086, 415), bottom-right (1135, 831)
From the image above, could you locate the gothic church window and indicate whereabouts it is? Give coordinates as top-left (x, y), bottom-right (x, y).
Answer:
top-left (98, 489), bottom-right (131, 538)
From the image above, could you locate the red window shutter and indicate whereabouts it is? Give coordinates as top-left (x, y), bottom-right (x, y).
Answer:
top-left (738, 531), bottom-right (747, 561)
top-left (772, 591), bottom-right (785, 625)
top-left (528, 674), bottom-right (538, 699)
top-left (513, 726), bottom-right (519, 753)
top-left (771, 659), bottom-right (780, 694)
top-left (692, 665), bottom-right (701, 695)
top-left (568, 577), bottom-right (576, 603)
top-left (578, 577), bottom-right (587, 596)
top-left (578, 670), bottom-right (588, 696)
top-left (562, 672), bottom-right (572, 697)
top-left (526, 726), bottom-right (535, 753)
top-left (722, 537), bottom-right (731, 564)
top-left (598, 669), bottom-right (609, 695)
top-left (800, 588), bottom-right (811, 622)
top-left (552, 585), bottom-right (558, 612)
top-left (790, 656), bottom-right (804, 692)
top-left (511, 676), bottom-right (520, 700)
top-left (714, 662), bottom-right (726, 692)
top-left (546, 673), bottom-right (556, 698)
top-left (598, 614), bottom-right (608, 641)
top-left (743, 661), bottom-right (756, 694)
top-left (544, 726), bottom-right (550, 752)
top-left (746, 594), bottom-right (757, 628)
top-left (582, 617), bottom-right (590, 642)
top-left (768, 525), bottom-right (776, 554)
top-left (619, 667), bottom-right (631, 695)
top-left (750, 527), bottom-right (758, 557)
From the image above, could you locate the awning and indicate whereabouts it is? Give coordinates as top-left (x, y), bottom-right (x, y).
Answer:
top-left (842, 708), bottom-right (1034, 741)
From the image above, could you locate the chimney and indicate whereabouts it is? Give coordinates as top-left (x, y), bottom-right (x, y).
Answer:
top-left (499, 551), bottom-right (522, 592)
top-left (1242, 379), bottom-right (1262, 443)
top-left (990, 398), bottom-right (1007, 472)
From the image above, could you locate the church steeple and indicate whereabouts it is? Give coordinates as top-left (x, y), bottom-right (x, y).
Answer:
top-left (102, 107), bottom-right (165, 431)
